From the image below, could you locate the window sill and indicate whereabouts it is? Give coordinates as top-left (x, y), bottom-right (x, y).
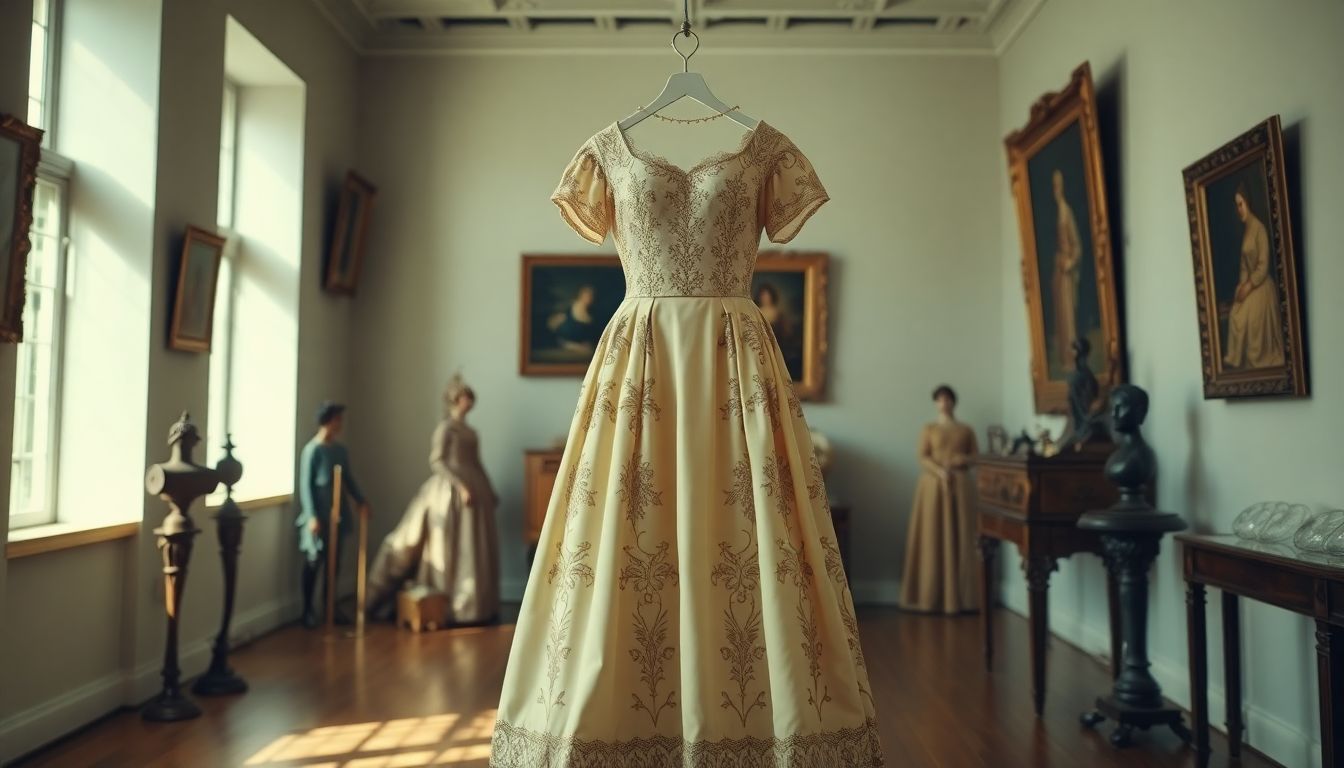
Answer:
top-left (6, 519), bottom-right (141, 560)
top-left (203, 493), bottom-right (292, 513)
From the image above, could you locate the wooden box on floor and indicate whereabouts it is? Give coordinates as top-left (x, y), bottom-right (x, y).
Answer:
top-left (397, 586), bottom-right (448, 632)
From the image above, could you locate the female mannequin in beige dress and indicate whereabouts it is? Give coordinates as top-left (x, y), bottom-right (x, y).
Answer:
top-left (366, 375), bottom-right (501, 624)
top-left (900, 384), bottom-right (980, 614)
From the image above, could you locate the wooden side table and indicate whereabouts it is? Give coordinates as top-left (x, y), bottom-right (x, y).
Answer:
top-left (523, 448), bottom-right (563, 568)
top-left (977, 451), bottom-right (1122, 716)
top-left (1179, 533), bottom-right (1344, 767)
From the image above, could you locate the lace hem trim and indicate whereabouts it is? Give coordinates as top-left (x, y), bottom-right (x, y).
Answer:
top-left (489, 717), bottom-right (885, 768)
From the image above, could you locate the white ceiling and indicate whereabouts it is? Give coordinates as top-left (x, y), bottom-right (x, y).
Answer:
top-left (310, 0), bottom-right (1043, 55)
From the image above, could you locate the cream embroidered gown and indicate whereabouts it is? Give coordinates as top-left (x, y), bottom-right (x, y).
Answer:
top-left (489, 120), bottom-right (884, 767)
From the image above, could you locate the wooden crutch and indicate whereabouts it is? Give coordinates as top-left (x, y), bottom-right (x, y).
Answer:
top-left (352, 498), bottom-right (368, 638)
top-left (325, 465), bottom-right (343, 633)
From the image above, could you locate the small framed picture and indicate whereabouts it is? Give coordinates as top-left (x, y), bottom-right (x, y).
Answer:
top-left (1182, 115), bottom-right (1307, 399)
top-left (520, 254), bottom-right (625, 376)
top-left (324, 171), bottom-right (376, 295)
top-left (169, 226), bottom-right (226, 353)
top-left (0, 114), bottom-right (44, 343)
top-left (752, 250), bottom-right (830, 400)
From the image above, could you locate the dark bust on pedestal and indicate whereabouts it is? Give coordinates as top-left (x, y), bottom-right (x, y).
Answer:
top-left (1079, 385), bottom-right (1190, 747)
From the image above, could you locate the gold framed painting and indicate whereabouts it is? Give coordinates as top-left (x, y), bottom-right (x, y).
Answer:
top-left (169, 225), bottom-right (227, 352)
top-left (324, 171), bottom-right (376, 295)
top-left (753, 250), bottom-right (829, 401)
top-left (0, 114), bottom-right (44, 343)
top-left (1182, 115), bottom-right (1306, 399)
top-left (1005, 62), bottom-right (1124, 415)
top-left (520, 253), bottom-right (624, 376)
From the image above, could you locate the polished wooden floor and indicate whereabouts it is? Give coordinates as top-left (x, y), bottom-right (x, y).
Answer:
top-left (17, 606), bottom-right (1277, 768)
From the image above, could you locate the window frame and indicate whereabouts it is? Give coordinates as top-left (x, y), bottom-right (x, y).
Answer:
top-left (29, 0), bottom-right (63, 147)
top-left (9, 151), bottom-right (74, 530)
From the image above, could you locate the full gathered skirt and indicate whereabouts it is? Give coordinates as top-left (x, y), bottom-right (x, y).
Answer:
top-left (490, 295), bottom-right (883, 767)
top-left (366, 474), bottom-right (501, 624)
top-left (898, 470), bottom-right (979, 614)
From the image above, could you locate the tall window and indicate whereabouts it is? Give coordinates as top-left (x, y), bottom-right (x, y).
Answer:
top-left (12, 0), bottom-right (71, 528)
top-left (207, 81), bottom-right (239, 477)
top-left (28, 0), bottom-right (58, 144)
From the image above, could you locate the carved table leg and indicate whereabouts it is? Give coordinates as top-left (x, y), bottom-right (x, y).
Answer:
top-left (1318, 620), bottom-right (1344, 768)
top-left (1024, 554), bottom-right (1058, 717)
top-left (978, 536), bottom-right (999, 672)
top-left (1222, 591), bottom-right (1242, 760)
top-left (1186, 582), bottom-right (1209, 767)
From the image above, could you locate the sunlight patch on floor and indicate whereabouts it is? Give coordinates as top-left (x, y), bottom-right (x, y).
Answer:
top-left (245, 709), bottom-right (497, 767)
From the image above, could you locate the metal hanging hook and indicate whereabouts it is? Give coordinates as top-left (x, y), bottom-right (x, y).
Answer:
top-left (670, 0), bottom-right (698, 72)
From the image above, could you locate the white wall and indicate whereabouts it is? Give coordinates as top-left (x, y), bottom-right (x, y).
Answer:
top-left (0, 0), bottom-right (360, 761)
top-left (349, 51), bottom-right (1004, 604)
top-left (995, 2), bottom-right (1344, 766)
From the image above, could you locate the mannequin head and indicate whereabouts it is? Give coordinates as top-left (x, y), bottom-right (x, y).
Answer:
top-left (316, 401), bottom-right (345, 439)
top-left (1109, 385), bottom-right (1148, 434)
top-left (932, 384), bottom-right (957, 419)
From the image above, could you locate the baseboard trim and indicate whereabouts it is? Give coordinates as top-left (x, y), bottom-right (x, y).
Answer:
top-left (0, 596), bottom-right (300, 764)
top-left (998, 597), bottom-right (1320, 767)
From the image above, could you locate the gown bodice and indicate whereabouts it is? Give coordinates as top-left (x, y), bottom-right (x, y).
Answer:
top-left (551, 121), bottom-right (829, 298)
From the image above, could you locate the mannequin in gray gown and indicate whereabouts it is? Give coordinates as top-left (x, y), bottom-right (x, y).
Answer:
top-left (366, 375), bottom-right (501, 624)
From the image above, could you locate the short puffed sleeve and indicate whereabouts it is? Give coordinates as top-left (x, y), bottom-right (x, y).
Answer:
top-left (761, 134), bottom-right (829, 244)
top-left (551, 138), bottom-right (611, 245)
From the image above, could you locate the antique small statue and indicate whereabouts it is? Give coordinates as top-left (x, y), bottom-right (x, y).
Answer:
top-left (1059, 338), bottom-right (1108, 450)
top-left (1009, 429), bottom-right (1036, 456)
top-left (1103, 385), bottom-right (1157, 512)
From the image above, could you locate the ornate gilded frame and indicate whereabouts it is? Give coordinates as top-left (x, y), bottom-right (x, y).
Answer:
top-left (519, 253), bottom-right (624, 376)
top-left (324, 170), bottom-right (377, 295)
top-left (1004, 63), bottom-right (1124, 414)
top-left (0, 114), bottom-right (44, 343)
top-left (754, 250), bottom-right (829, 401)
top-left (168, 225), bottom-right (227, 353)
top-left (1182, 116), bottom-right (1306, 399)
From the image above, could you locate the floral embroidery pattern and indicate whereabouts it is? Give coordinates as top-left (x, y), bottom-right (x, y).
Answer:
top-left (618, 453), bottom-right (662, 525)
top-left (539, 539), bottom-right (595, 714)
top-left (777, 536), bottom-right (831, 723)
top-left (604, 315), bottom-right (632, 365)
top-left (620, 377), bottom-right (662, 431)
top-left (720, 378), bottom-right (744, 421)
top-left (565, 463), bottom-right (595, 523)
top-left (719, 312), bottom-right (738, 359)
top-left (761, 456), bottom-right (796, 519)
top-left (737, 315), bottom-right (768, 364)
top-left (489, 717), bottom-right (885, 767)
top-left (712, 457), bottom-right (767, 728)
top-left (583, 381), bottom-right (619, 430)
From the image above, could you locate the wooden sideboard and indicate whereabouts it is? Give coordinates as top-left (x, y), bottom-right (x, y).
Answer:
top-left (976, 449), bottom-right (1122, 715)
top-left (523, 448), bottom-right (564, 565)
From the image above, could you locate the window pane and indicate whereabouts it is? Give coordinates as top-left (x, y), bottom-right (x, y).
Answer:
top-left (28, 24), bottom-right (46, 114)
top-left (10, 178), bottom-right (63, 528)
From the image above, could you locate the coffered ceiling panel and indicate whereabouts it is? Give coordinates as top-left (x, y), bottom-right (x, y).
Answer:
top-left (311, 0), bottom-right (1041, 54)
